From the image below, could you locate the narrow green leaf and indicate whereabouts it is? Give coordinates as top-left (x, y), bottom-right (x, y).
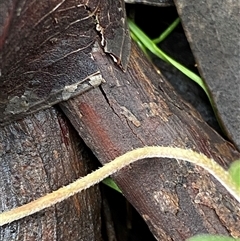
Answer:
top-left (130, 31), bottom-right (150, 58)
top-left (228, 159), bottom-right (240, 187)
top-left (102, 177), bottom-right (122, 193)
top-left (187, 234), bottom-right (240, 241)
top-left (127, 19), bottom-right (210, 100)
top-left (153, 17), bottom-right (180, 44)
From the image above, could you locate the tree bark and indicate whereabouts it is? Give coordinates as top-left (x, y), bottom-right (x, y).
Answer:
top-left (0, 108), bottom-right (102, 241)
top-left (60, 41), bottom-right (240, 240)
top-left (1, 0), bottom-right (239, 240)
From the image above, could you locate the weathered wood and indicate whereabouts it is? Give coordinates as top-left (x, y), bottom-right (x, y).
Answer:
top-left (0, 0), bottom-right (130, 126)
top-left (60, 41), bottom-right (240, 240)
top-left (1, 0), bottom-right (239, 240)
top-left (174, 0), bottom-right (240, 150)
top-left (124, 0), bottom-right (174, 6)
top-left (0, 108), bottom-right (102, 241)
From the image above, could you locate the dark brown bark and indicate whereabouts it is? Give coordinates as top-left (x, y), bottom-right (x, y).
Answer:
top-left (60, 41), bottom-right (240, 240)
top-left (1, 0), bottom-right (239, 240)
top-left (0, 108), bottom-right (102, 241)
top-left (0, 0), bottom-right (130, 126)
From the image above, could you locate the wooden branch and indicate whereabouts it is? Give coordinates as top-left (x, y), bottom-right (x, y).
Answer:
top-left (1, 0), bottom-right (239, 239)
top-left (60, 41), bottom-right (240, 240)
top-left (0, 108), bottom-right (102, 241)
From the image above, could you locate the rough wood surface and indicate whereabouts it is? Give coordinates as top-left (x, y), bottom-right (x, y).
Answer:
top-left (0, 108), bottom-right (102, 241)
top-left (1, 0), bottom-right (239, 240)
top-left (174, 0), bottom-right (240, 150)
top-left (0, 0), bottom-right (130, 126)
top-left (60, 41), bottom-right (240, 240)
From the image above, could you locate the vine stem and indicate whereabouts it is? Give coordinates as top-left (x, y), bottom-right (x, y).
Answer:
top-left (0, 146), bottom-right (239, 226)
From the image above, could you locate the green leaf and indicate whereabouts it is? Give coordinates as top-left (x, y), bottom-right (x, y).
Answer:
top-left (153, 17), bottom-right (180, 44)
top-left (102, 177), bottom-right (122, 193)
top-left (187, 234), bottom-right (240, 241)
top-left (127, 19), bottom-right (211, 101)
top-left (228, 159), bottom-right (240, 187)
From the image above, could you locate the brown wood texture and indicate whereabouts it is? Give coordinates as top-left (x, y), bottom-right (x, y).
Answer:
top-left (0, 0), bottom-right (130, 126)
top-left (60, 41), bottom-right (240, 240)
top-left (0, 108), bottom-right (102, 241)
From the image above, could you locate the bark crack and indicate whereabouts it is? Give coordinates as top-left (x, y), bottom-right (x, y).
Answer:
top-left (98, 85), bottom-right (120, 119)
top-left (98, 85), bottom-right (145, 145)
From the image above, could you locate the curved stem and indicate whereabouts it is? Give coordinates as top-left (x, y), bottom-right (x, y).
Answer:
top-left (0, 146), bottom-right (239, 226)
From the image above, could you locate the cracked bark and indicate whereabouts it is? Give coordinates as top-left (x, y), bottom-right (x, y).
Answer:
top-left (0, 108), bottom-right (102, 241)
top-left (60, 41), bottom-right (240, 240)
top-left (1, 0), bottom-right (239, 240)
